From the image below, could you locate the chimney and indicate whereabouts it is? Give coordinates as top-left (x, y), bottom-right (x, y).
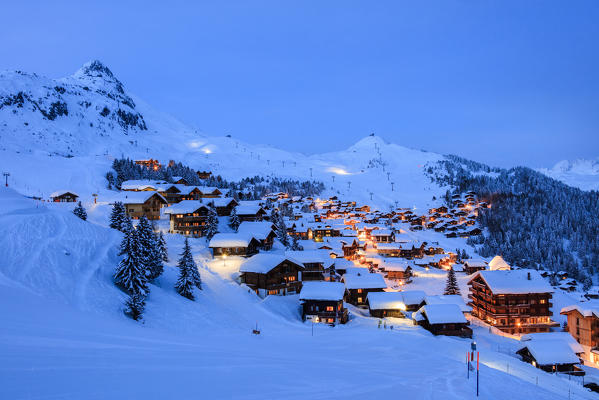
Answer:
top-left (527, 272), bottom-right (531, 280)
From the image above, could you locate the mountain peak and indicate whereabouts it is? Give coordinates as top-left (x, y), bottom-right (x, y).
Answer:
top-left (72, 60), bottom-right (125, 94)
top-left (349, 134), bottom-right (388, 151)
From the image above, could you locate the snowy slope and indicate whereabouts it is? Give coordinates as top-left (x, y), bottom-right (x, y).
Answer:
top-left (0, 61), bottom-right (447, 211)
top-left (0, 187), bottom-right (594, 400)
top-left (538, 159), bottom-right (599, 191)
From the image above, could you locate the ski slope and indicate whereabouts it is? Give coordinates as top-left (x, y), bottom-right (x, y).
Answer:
top-left (0, 187), bottom-right (596, 400)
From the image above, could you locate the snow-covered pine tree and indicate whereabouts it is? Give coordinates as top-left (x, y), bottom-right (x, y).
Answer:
top-left (444, 267), bottom-right (460, 295)
top-left (175, 238), bottom-right (202, 300)
top-left (73, 201), bottom-right (87, 221)
top-left (136, 216), bottom-right (163, 281)
top-left (114, 223), bottom-right (148, 295)
top-left (229, 207), bottom-right (240, 232)
top-left (290, 234), bottom-right (303, 251)
top-left (271, 209), bottom-right (289, 248)
top-left (158, 231), bottom-right (169, 262)
top-left (125, 292), bottom-right (146, 321)
top-left (583, 275), bottom-right (593, 292)
top-left (205, 207), bottom-right (219, 240)
top-left (109, 201), bottom-right (126, 231)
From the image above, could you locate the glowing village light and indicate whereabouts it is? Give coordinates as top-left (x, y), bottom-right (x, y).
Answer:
top-left (326, 167), bottom-right (352, 176)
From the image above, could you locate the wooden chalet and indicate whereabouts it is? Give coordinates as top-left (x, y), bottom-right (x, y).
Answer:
top-left (413, 304), bottom-right (472, 338)
top-left (516, 341), bottom-right (583, 375)
top-left (342, 272), bottom-right (386, 306)
top-left (286, 250), bottom-right (335, 281)
top-left (371, 229), bottom-right (395, 243)
top-left (560, 304), bottom-right (599, 366)
top-left (135, 158), bottom-right (161, 171)
top-left (379, 260), bottom-right (413, 283)
top-left (367, 291), bottom-right (407, 318)
top-left (463, 259), bottom-right (488, 275)
top-left (156, 184), bottom-right (182, 204)
top-left (208, 198), bottom-right (238, 216)
top-left (240, 254), bottom-right (304, 297)
top-left (196, 171), bottom-right (212, 179)
top-left (118, 192), bottom-right (168, 220)
top-left (238, 221), bottom-right (276, 250)
top-left (209, 233), bottom-right (260, 257)
top-left (50, 191), bottom-right (79, 203)
top-left (468, 270), bottom-right (558, 335)
top-left (236, 203), bottom-right (267, 222)
top-left (171, 176), bottom-right (189, 185)
top-left (163, 201), bottom-right (212, 237)
top-left (299, 281), bottom-right (348, 325)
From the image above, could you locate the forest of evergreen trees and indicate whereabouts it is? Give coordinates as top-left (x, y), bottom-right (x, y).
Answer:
top-left (427, 155), bottom-right (599, 280)
top-left (105, 158), bottom-right (325, 200)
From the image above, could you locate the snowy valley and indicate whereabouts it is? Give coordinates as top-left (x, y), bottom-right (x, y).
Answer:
top-left (1, 61), bottom-right (599, 400)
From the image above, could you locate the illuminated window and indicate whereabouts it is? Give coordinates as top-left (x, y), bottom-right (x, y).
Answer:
top-left (357, 297), bottom-right (363, 303)
top-left (357, 289), bottom-right (363, 293)
top-left (326, 306), bottom-right (334, 312)
top-left (540, 299), bottom-right (546, 304)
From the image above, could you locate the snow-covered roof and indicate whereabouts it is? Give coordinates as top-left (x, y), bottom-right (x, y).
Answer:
top-left (489, 255), bottom-right (511, 271)
top-left (380, 259), bottom-right (412, 272)
top-left (464, 259), bottom-right (488, 268)
top-left (371, 229), bottom-right (393, 236)
top-left (208, 198), bottom-right (237, 207)
top-left (49, 190), bottom-right (79, 198)
top-left (520, 332), bottom-right (584, 355)
top-left (342, 273), bottom-right (386, 290)
top-left (560, 301), bottom-right (599, 318)
top-left (400, 290), bottom-right (427, 306)
top-left (113, 191), bottom-right (167, 205)
top-left (209, 233), bottom-right (256, 248)
top-left (285, 250), bottom-right (334, 268)
top-left (470, 270), bottom-right (553, 295)
top-left (237, 221), bottom-right (275, 240)
top-left (240, 253), bottom-right (303, 274)
top-left (414, 304), bottom-right (467, 325)
top-left (425, 295), bottom-right (471, 313)
top-left (120, 179), bottom-right (161, 191)
top-left (518, 341), bottom-right (580, 366)
top-left (299, 281), bottom-right (345, 301)
top-left (236, 204), bottom-right (264, 215)
top-left (367, 291), bottom-right (406, 310)
top-left (163, 200), bottom-right (211, 215)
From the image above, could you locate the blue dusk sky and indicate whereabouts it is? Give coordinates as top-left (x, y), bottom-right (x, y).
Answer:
top-left (2, 1), bottom-right (598, 168)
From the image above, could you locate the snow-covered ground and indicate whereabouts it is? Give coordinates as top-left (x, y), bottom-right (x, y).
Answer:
top-left (0, 187), bottom-right (597, 400)
top-left (538, 158), bottom-right (599, 191)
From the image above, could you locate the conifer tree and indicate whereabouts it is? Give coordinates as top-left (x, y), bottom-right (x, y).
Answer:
top-left (175, 238), bottom-right (202, 300)
top-left (290, 234), bottom-right (303, 251)
top-left (158, 231), bottom-right (169, 262)
top-left (444, 267), bottom-right (460, 295)
top-left (73, 201), bottom-right (87, 221)
top-left (229, 207), bottom-right (241, 232)
top-left (205, 208), bottom-right (219, 240)
top-left (109, 202), bottom-right (126, 230)
top-left (114, 223), bottom-right (148, 295)
top-left (137, 216), bottom-right (163, 281)
top-left (125, 292), bottom-right (146, 321)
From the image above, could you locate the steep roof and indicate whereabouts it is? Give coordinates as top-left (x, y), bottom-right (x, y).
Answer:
top-left (415, 304), bottom-right (467, 325)
top-left (209, 233), bottom-right (256, 248)
top-left (286, 250), bottom-right (334, 268)
top-left (240, 253), bottom-right (303, 274)
top-left (113, 191), bottom-right (167, 205)
top-left (50, 190), bottom-right (79, 198)
top-left (520, 332), bottom-right (584, 355)
top-left (342, 272), bottom-right (386, 290)
top-left (425, 295), bottom-right (471, 313)
top-left (367, 291), bottom-right (405, 310)
top-left (489, 255), bottom-right (511, 270)
top-left (469, 270), bottom-right (553, 295)
top-left (299, 281), bottom-right (345, 301)
top-left (238, 221), bottom-right (275, 240)
top-left (518, 341), bottom-right (580, 366)
top-left (163, 200), bottom-right (211, 215)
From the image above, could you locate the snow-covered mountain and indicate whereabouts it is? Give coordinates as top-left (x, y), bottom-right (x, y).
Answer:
top-left (0, 61), bottom-right (448, 210)
top-left (538, 159), bottom-right (599, 191)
